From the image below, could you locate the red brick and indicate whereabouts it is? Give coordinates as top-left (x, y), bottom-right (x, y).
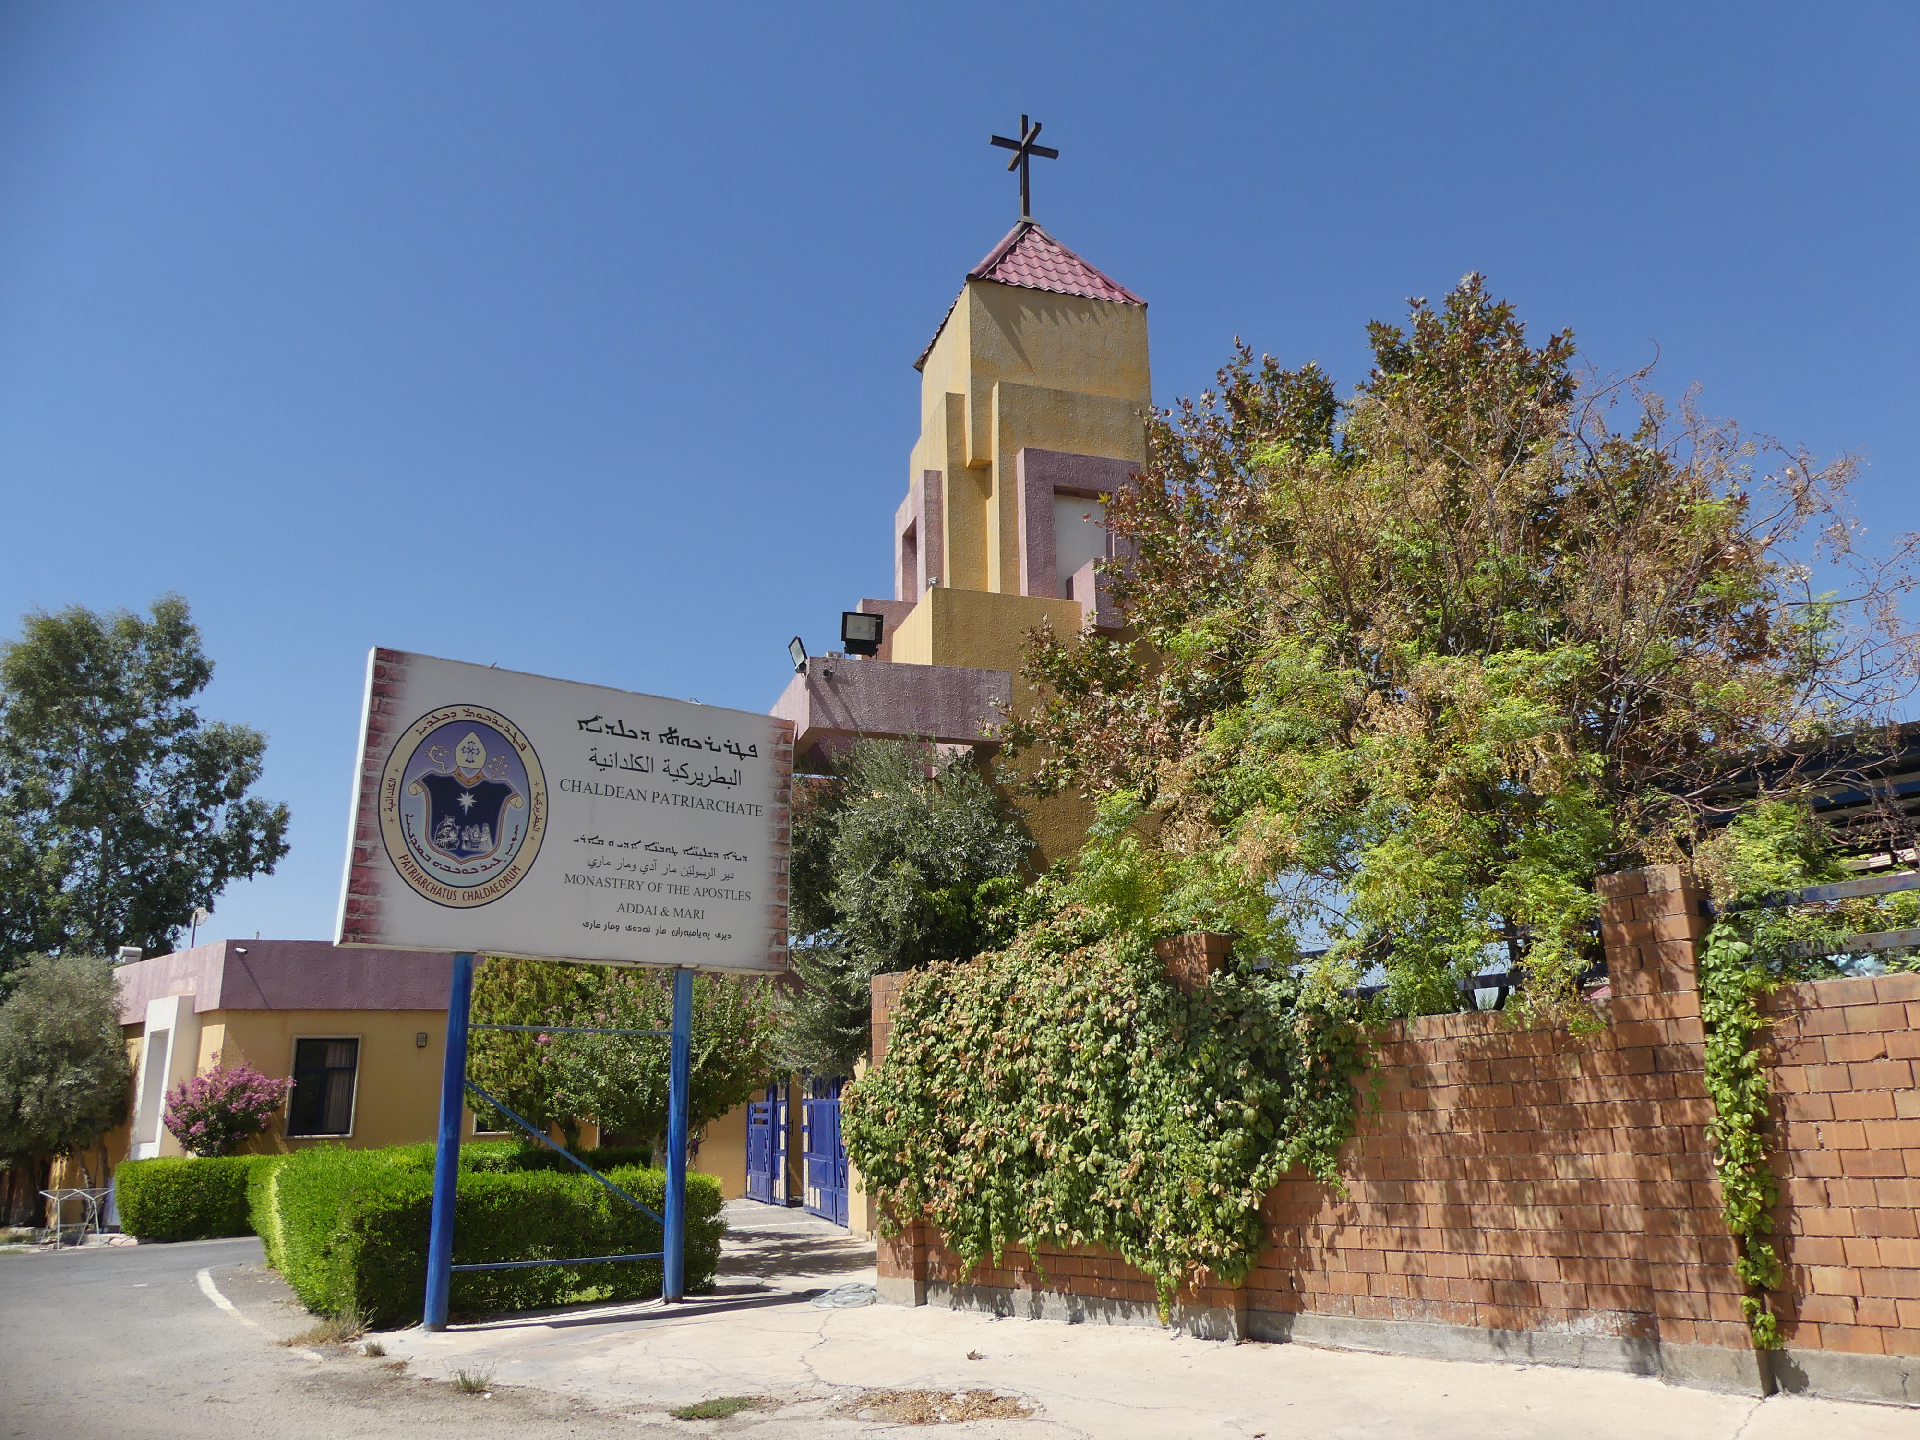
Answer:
top-left (1855, 1207), bottom-right (1920, 1240)
top-left (1855, 1297), bottom-right (1902, 1327)
top-left (1807, 1064), bottom-right (1856, 1093)
top-left (1819, 1324), bottom-right (1890, 1355)
top-left (1861, 1268), bottom-right (1920, 1300)
top-left (1865, 1118), bottom-right (1920, 1149)
top-left (1876, 1178), bottom-right (1920, 1207)
top-left (1786, 1236), bottom-right (1847, 1267)
top-left (1831, 1089), bottom-right (1898, 1120)
top-left (1820, 1120), bottom-right (1870, 1150)
top-left (1794, 1293), bottom-right (1857, 1324)
top-left (1873, 974), bottom-right (1920, 1004)
top-left (1879, 1239), bottom-right (1920, 1267)
top-left (1808, 1265), bottom-right (1866, 1296)
top-left (1843, 1237), bottom-right (1885, 1269)
top-left (1851, 1060), bottom-right (1915, 1089)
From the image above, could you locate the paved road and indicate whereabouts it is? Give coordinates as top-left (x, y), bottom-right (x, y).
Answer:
top-left (5, 1221), bottom-right (1913, 1440)
top-left (0, 1237), bottom-right (680, 1439)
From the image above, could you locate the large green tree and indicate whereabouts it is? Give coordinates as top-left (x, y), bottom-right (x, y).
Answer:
top-left (0, 954), bottom-right (131, 1187)
top-left (1011, 276), bottom-right (1919, 1018)
top-left (782, 739), bottom-right (1033, 1074)
top-left (0, 595), bottom-right (290, 971)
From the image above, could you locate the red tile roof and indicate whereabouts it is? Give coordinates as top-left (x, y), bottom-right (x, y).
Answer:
top-left (968, 221), bottom-right (1145, 305)
top-left (915, 221), bottom-right (1144, 370)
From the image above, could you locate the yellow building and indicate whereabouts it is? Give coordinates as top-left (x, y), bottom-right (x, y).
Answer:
top-left (773, 217), bottom-right (1151, 867)
top-left (88, 940), bottom-right (749, 1196)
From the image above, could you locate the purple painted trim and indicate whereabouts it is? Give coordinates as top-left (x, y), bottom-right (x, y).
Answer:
top-left (1069, 559), bottom-right (1122, 630)
top-left (895, 489), bottom-right (916, 602)
top-left (922, 471), bottom-right (944, 590)
top-left (769, 657), bottom-right (1012, 767)
top-left (114, 939), bottom-right (456, 1024)
top-left (1016, 449), bottom-right (1138, 599)
top-left (895, 471), bottom-right (945, 602)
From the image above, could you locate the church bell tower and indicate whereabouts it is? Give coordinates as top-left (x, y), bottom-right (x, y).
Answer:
top-left (773, 122), bottom-right (1151, 868)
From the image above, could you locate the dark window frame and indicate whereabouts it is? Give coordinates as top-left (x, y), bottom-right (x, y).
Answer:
top-left (286, 1036), bottom-right (361, 1138)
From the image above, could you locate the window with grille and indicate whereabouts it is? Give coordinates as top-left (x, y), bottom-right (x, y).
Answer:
top-left (287, 1037), bottom-right (359, 1137)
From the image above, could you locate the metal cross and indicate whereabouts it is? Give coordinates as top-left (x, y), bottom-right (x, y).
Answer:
top-left (990, 114), bottom-right (1059, 221)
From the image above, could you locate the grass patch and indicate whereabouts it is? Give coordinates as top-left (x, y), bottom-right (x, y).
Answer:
top-left (839, 1389), bottom-right (1033, 1425)
top-left (363, 1340), bottom-right (386, 1357)
top-left (669, 1395), bottom-right (772, 1421)
top-left (452, 1368), bottom-right (495, 1395)
top-left (281, 1305), bottom-right (367, 1347)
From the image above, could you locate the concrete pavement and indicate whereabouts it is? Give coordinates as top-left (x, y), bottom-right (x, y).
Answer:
top-left (377, 1200), bottom-right (1919, 1439)
top-left (2, 1203), bottom-right (1909, 1438)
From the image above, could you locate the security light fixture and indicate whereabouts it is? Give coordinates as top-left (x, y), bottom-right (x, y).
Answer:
top-left (841, 610), bottom-right (884, 657)
top-left (114, 945), bottom-right (141, 965)
top-left (789, 636), bottom-right (808, 673)
top-left (416, 1032), bottom-right (430, 1048)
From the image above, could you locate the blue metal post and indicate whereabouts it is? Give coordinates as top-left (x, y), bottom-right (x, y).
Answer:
top-left (662, 965), bottom-right (694, 1300)
top-left (423, 951), bottom-right (475, 1330)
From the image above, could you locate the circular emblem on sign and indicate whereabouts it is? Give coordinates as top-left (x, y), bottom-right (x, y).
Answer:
top-left (379, 706), bottom-right (547, 908)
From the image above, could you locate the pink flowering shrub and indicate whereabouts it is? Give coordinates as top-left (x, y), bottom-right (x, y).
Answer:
top-left (163, 1063), bottom-right (295, 1157)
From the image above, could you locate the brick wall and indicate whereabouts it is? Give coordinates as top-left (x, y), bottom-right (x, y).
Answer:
top-left (869, 865), bottom-right (1920, 1404)
top-left (1765, 972), bottom-right (1920, 1371)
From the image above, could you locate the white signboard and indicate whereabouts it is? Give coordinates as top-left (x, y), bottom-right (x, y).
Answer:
top-left (336, 649), bottom-right (791, 972)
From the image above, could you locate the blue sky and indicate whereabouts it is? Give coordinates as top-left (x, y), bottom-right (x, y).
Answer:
top-left (3, 3), bottom-right (1916, 946)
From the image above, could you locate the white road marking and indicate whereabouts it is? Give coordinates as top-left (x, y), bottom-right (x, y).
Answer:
top-left (196, 1267), bottom-right (323, 1361)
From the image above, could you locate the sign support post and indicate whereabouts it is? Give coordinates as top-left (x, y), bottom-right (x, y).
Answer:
top-left (662, 965), bottom-right (694, 1300)
top-left (424, 950), bottom-right (476, 1332)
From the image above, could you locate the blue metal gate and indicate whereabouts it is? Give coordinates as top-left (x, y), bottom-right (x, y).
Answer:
top-left (745, 1082), bottom-right (785, 1206)
top-left (801, 1075), bottom-right (847, 1227)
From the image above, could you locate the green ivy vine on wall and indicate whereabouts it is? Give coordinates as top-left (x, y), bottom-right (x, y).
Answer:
top-left (843, 916), bottom-right (1363, 1317)
top-left (1696, 918), bottom-right (1786, 1349)
top-left (1691, 801), bottom-right (1920, 1350)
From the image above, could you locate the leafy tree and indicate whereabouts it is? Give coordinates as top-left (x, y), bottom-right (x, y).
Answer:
top-left (783, 740), bottom-right (1032, 1074)
top-left (1012, 275), bottom-right (1919, 1019)
top-left (0, 595), bottom-right (290, 972)
top-left (467, 955), bottom-right (601, 1146)
top-left (545, 967), bottom-right (782, 1161)
top-left (0, 954), bottom-right (131, 1185)
top-left (467, 957), bottom-right (781, 1163)
top-left (163, 1062), bottom-right (294, 1157)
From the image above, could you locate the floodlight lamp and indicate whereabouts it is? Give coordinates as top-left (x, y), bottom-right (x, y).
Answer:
top-left (841, 610), bottom-right (884, 657)
top-left (789, 636), bottom-right (808, 673)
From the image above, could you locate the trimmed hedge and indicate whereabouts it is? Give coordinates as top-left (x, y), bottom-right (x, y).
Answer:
top-left (116, 1155), bottom-right (281, 1242)
top-left (258, 1143), bottom-right (725, 1326)
top-left (461, 1140), bottom-right (657, 1175)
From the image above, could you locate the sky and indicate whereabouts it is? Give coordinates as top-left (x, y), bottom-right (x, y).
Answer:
top-left (2, 3), bottom-right (1917, 947)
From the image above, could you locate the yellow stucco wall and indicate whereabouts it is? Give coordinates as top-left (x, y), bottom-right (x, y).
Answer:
top-left (891, 264), bottom-right (1149, 876)
top-left (205, 1008), bottom-right (451, 1151)
top-left (887, 585), bottom-right (1095, 870)
top-left (697, 1096), bottom-right (748, 1200)
top-left (911, 278), bottom-right (1150, 601)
